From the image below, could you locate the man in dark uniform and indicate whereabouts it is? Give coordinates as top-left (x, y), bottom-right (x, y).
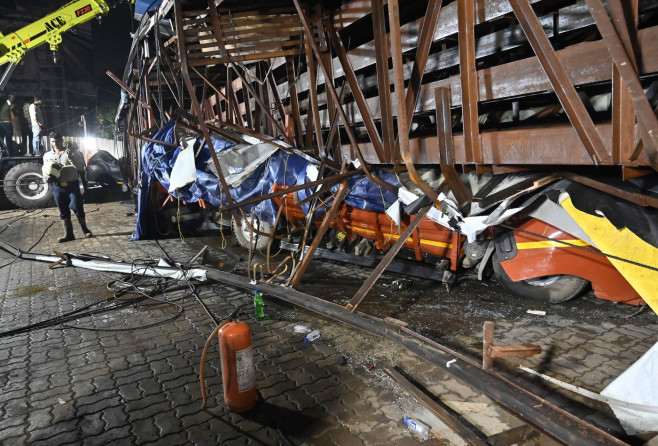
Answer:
top-left (42, 131), bottom-right (93, 242)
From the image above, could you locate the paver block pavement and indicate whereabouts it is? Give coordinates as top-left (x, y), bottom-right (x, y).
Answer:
top-left (0, 200), bottom-right (655, 445)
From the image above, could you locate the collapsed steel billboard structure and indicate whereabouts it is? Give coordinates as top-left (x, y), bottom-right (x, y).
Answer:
top-left (114, 0), bottom-right (658, 310)
top-left (112, 1), bottom-right (658, 440)
top-left (118, 0), bottom-right (658, 171)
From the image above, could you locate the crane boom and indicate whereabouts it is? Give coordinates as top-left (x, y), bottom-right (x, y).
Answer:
top-left (0, 0), bottom-right (119, 66)
top-left (0, 0), bottom-right (133, 91)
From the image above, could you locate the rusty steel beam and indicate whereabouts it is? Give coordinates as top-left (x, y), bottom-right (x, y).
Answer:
top-left (371, 0), bottom-right (394, 161)
top-left (436, 87), bottom-right (472, 207)
top-left (509, 0), bottom-right (609, 166)
top-left (304, 35), bottom-right (324, 152)
top-left (290, 181), bottom-right (349, 288)
top-left (326, 23), bottom-right (386, 163)
top-left (389, 0), bottom-right (443, 206)
top-left (226, 68), bottom-right (234, 124)
top-left (395, 0), bottom-right (443, 162)
top-left (228, 71), bottom-right (246, 127)
top-left (346, 205), bottom-right (432, 313)
top-left (585, 0), bottom-right (658, 171)
top-left (610, 0), bottom-right (638, 165)
top-left (259, 63), bottom-right (274, 136)
top-left (285, 56), bottom-right (302, 146)
top-left (204, 266), bottom-right (628, 446)
top-left (325, 81), bottom-right (349, 156)
top-left (268, 71), bottom-right (287, 130)
top-left (294, 0), bottom-right (396, 193)
top-left (349, 122), bottom-right (632, 166)
top-left (316, 7), bottom-right (336, 161)
top-left (322, 26), bottom-right (658, 135)
top-left (174, 0), bottom-right (239, 217)
top-left (559, 171), bottom-right (658, 208)
top-left (242, 79), bottom-right (254, 130)
top-left (458, 0), bottom-right (482, 165)
top-left (385, 367), bottom-right (488, 446)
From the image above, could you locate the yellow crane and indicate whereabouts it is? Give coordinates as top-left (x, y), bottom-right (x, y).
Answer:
top-left (0, 0), bottom-right (133, 90)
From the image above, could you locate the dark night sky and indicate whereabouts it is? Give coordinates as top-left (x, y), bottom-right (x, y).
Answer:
top-left (90, 2), bottom-right (135, 103)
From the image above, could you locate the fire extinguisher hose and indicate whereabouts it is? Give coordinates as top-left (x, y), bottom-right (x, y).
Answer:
top-left (199, 304), bottom-right (244, 408)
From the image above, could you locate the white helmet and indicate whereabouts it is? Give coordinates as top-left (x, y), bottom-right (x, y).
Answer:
top-left (42, 161), bottom-right (63, 179)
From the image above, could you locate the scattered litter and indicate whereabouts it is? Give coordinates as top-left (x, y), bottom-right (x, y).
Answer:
top-left (57, 398), bottom-right (66, 405)
top-left (304, 330), bottom-right (320, 342)
top-left (391, 279), bottom-right (412, 290)
top-left (446, 359), bottom-right (456, 368)
top-left (293, 325), bottom-right (310, 334)
top-left (526, 310), bottom-right (546, 316)
top-left (403, 416), bottom-right (430, 440)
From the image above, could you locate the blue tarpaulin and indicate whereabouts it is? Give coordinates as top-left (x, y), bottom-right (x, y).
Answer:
top-left (135, 0), bottom-right (164, 15)
top-left (133, 121), bottom-right (401, 239)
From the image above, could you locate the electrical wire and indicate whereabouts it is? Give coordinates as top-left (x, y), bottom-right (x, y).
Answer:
top-left (499, 223), bottom-right (658, 273)
top-left (0, 257), bottom-right (208, 337)
top-left (152, 240), bottom-right (221, 325)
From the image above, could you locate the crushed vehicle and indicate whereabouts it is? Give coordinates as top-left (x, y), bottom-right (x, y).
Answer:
top-left (133, 120), bottom-right (653, 307)
top-left (116, 0), bottom-right (658, 314)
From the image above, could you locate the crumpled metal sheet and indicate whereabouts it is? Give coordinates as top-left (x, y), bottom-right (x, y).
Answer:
top-left (132, 121), bottom-right (402, 239)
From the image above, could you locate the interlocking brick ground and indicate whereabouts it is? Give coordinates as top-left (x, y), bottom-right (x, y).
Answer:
top-left (0, 199), bottom-right (656, 445)
top-left (0, 201), bottom-right (456, 445)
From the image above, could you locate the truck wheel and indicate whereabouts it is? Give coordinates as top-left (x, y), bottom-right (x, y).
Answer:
top-left (232, 215), bottom-right (273, 251)
top-left (492, 254), bottom-right (588, 304)
top-left (3, 162), bottom-right (53, 209)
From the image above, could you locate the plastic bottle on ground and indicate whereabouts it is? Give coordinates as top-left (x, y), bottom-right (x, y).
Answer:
top-left (403, 416), bottom-right (430, 440)
top-left (304, 330), bottom-right (320, 342)
top-left (254, 289), bottom-right (264, 319)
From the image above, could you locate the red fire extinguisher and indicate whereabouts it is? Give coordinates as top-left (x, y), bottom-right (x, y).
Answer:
top-left (200, 314), bottom-right (257, 413)
top-left (217, 321), bottom-right (257, 412)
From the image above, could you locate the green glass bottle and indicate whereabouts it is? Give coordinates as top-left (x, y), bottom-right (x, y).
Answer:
top-left (254, 289), bottom-right (265, 319)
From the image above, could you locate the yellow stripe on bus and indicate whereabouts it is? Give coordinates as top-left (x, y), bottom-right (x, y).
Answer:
top-left (346, 225), bottom-right (452, 249)
top-left (516, 239), bottom-right (590, 250)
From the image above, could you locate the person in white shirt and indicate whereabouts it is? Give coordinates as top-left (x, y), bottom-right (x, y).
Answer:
top-left (28, 95), bottom-right (44, 156)
top-left (43, 131), bottom-right (92, 242)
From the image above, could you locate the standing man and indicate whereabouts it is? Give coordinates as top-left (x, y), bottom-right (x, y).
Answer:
top-left (9, 95), bottom-right (22, 155)
top-left (22, 100), bottom-right (33, 154)
top-left (43, 131), bottom-right (93, 242)
top-left (0, 92), bottom-right (13, 156)
top-left (29, 95), bottom-right (44, 156)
